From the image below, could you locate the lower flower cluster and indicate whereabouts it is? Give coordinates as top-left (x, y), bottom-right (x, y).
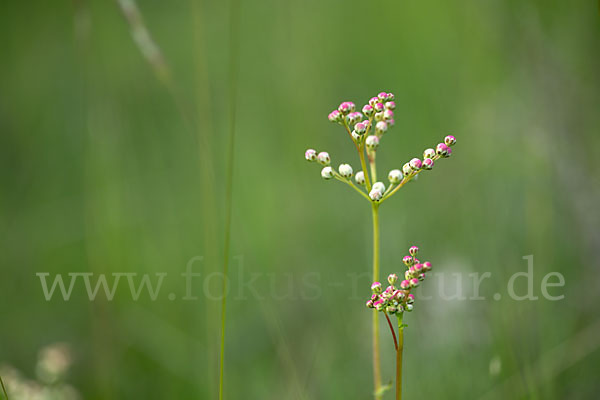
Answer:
top-left (366, 245), bottom-right (432, 315)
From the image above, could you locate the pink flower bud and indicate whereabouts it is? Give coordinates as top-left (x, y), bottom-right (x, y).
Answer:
top-left (374, 299), bottom-right (385, 311)
top-left (409, 246), bottom-right (419, 256)
top-left (407, 294), bottom-right (415, 304)
top-left (436, 143), bottom-right (450, 157)
top-left (410, 278), bottom-right (419, 288)
top-left (366, 299), bottom-right (374, 308)
top-left (444, 135), bottom-right (456, 146)
top-left (386, 305), bottom-right (397, 314)
top-left (369, 97), bottom-right (379, 107)
top-left (422, 261), bottom-right (432, 272)
top-left (338, 101), bottom-right (355, 115)
top-left (385, 101), bottom-right (396, 110)
top-left (422, 158), bottom-right (434, 170)
top-left (414, 263), bottom-right (424, 273)
top-left (418, 273), bottom-right (426, 281)
top-left (383, 109), bottom-right (394, 120)
top-left (328, 110), bottom-right (341, 122)
top-left (374, 102), bottom-right (385, 112)
top-left (402, 255), bottom-right (413, 266)
top-left (354, 122), bottom-right (367, 135)
top-left (347, 111), bottom-right (363, 125)
top-left (362, 104), bottom-right (374, 117)
top-left (409, 158), bottom-right (422, 171)
top-left (371, 282), bottom-right (382, 293)
top-left (378, 92), bottom-right (388, 100)
top-left (388, 273), bottom-right (398, 285)
top-left (400, 280), bottom-right (410, 290)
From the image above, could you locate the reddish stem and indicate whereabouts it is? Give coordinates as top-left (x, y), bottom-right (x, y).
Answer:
top-left (384, 313), bottom-right (398, 351)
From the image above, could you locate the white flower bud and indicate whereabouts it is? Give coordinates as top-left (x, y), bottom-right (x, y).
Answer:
top-left (338, 163), bottom-right (353, 178)
top-left (305, 149), bottom-right (317, 162)
top-left (355, 171), bottom-right (366, 185)
top-left (321, 166), bottom-right (334, 180)
top-left (402, 163), bottom-right (412, 176)
top-left (366, 135), bottom-right (379, 150)
top-left (388, 169), bottom-right (403, 184)
top-left (317, 151), bottom-right (330, 166)
top-left (372, 181), bottom-right (386, 193)
top-left (369, 188), bottom-right (383, 201)
top-left (423, 148), bottom-right (436, 159)
top-left (351, 130), bottom-right (361, 142)
top-left (375, 121), bottom-right (388, 135)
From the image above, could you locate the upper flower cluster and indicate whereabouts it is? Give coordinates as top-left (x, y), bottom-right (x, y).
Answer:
top-left (366, 245), bottom-right (432, 315)
top-left (304, 91), bottom-right (456, 204)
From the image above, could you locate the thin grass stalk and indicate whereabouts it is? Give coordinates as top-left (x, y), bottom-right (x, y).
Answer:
top-left (219, 0), bottom-right (241, 398)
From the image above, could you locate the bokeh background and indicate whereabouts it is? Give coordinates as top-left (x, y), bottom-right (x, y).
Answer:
top-left (1, 0), bottom-right (599, 399)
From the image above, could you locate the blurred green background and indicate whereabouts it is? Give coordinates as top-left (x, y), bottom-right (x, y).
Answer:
top-left (1, 0), bottom-right (599, 399)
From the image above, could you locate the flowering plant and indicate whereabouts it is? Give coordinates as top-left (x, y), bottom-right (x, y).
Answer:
top-left (304, 91), bottom-right (456, 399)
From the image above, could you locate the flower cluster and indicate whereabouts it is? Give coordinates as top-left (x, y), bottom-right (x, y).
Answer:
top-left (305, 91), bottom-right (456, 204)
top-left (366, 245), bottom-right (432, 315)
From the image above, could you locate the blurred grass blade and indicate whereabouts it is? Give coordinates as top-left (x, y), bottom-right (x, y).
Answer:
top-left (0, 375), bottom-right (8, 400)
top-left (219, 0), bottom-right (241, 398)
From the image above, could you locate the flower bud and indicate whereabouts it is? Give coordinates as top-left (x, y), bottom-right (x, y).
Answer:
top-left (369, 97), bottom-right (379, 107)
top-left (328, 110), bottom-right (342, 123)
top-left (372, 181), bottom-right (386, 193)
top-left (366, 299), bottom-right (374, 308)
top-left (404, 270), bottom-right (412, 280)
top-left (387, 118), bottom-right (395, 127)
top-left (436, 143), bottom-right (450, 157)
top-left (338, 101), bottom-right (355, 115)
top-left (317, 151), bottom-right (331, 166)
top-left (383, 109), bottom-right (394, 121)
top-left (386, 305), bottom-right (397, 314)
top-left (369, 188), bottom-right (383, 202)
top-left (374, 112), bottom-right (384, 122)
top-left (423, 148), bottom-right (436, 159)
top-left (355, 171), bottom-right (366, 185)
top-left (388, 273), bottom-right (398, 285)
top-left (374, 299), bottom-right (385, 311)
top-left (422, 158), bottom-right (434, 170)
top-left (351, 130), bottom-right (361, 141)
top-left (366, 135), bottom-right (379, 150)
top-left (354, 122), bottom-right (367, 135)
top-left (400, 280), bottom-right (410, 290)
top-left (388, 169), bottom-right (403, 184)
top-left (396, 305), bottom-right (405, 313)
top-left (378, 92), bottom-right (388, 100)
top-left (409, 158), bottom-right (422, 171)
top-left (385, 101), bottom-right (396, 110)
top-left (321, 166), bottom-right (333, 180)
top-left (375, 121), bottom-right (388, 135)
top-left (446, 147), bottom-right (453, 157)
top-left (444, 135), bottom-right (456, 146)
top-left (362, 104), bottom-right (374, 117)
top-left (414, 263), bottom-right (423, 273)
top-left (338, 163), bottom-right (353, 178)
top-left (374, 102), bottom-right (385, 113)
top-left (409, 246), bottom-right (418, 256)
top-left (418, 273), bottom-right (426, 281)
top-left (422, 261), bottom-right (432, 272)
top-left (407, 293), bottom-right (415, 304)
top-left (410, 278), bottom-right (419, 288)
top-left (402, 255), bottom-right (413, 266)
top-left (347, 112), bottom-right (363, 126)
top-left (371, 282), bottom-right (382, 293)
top-left (305, 149), bottom-right (317, 162)
top-left (405, 303), bottom-right (414, 312)
top-left (402, 163), bottom-right (412, 176)
top-left (386, 92), bottom-right (395, 101)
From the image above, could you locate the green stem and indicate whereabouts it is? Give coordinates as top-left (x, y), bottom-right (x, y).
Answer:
top-left (396, 314), bottom-right (404, 400)
top-left (369, 151), bottom-right (377, 182)
top-left (359, 144), bottom-right (372, 190)
top-left (372, 203), bottom-right (381, 399)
